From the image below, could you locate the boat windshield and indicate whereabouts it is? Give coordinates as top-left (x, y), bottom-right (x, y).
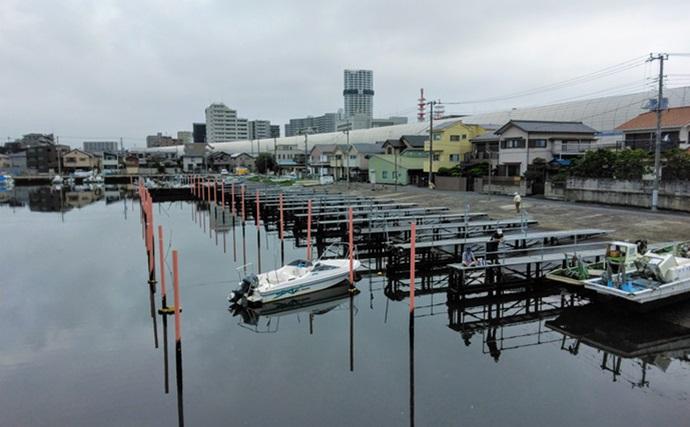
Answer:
top-left (312, 263), bottom-right (337, 272)
top-left (288, 259), bottom-right (312, 268)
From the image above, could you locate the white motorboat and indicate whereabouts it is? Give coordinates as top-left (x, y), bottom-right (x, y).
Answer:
top-left (584, 241), bottom-right (690, 306)
top-left (51, 174), bottom-right (63, 185)
top-left (228, 258), bottom-right (361, 306)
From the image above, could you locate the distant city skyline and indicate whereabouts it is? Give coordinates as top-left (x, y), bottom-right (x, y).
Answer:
top-left (1, 1), bottom-right (690, 147)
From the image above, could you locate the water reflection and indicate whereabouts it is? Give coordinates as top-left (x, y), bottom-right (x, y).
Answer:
top-left (229, 283), bottom-right (355, 334)
top-left (547, 302), bottom-right (690, 388)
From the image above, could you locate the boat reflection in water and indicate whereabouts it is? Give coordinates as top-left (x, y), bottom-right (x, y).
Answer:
top-left (229, 282), bottom-right (356, 333)
top-left (546, 302), bottom-right (690, 387)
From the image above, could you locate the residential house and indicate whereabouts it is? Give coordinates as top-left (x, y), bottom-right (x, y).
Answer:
top-left (345, 143), bottom-right (385, 181)
top-left (6, 151), bottom-right (27, 176)
top-left (0, 154), bottom-right (10, 172)
top-left (492, 120), bottom-right (597, 176)
top-left (62, 149), bottom-right (98, 172)
top-left (182, 144), bottom-right (206, 172)
top-left (230, 153), bottom-right (255, 172)
top-left (207, 151), bottom-right (233, 172)
top-left (124, 155), bottom-right (140, 175)
top-left (100, 152), bottom-right (120, 174)
top-left (369, 150), bottom-right (428, 186)
top-left (276, 143), bottom-right (305, 175)
top-left (26, 143), bottom-right (70, 174)
top-left (423, 120), bottom-right (487, 175)
top-left (616, 106), bottom-right (690, 151)
top-left (373, 135), bottom-right (427, 186)
top-left (309, 144), bottom-right (343, 176)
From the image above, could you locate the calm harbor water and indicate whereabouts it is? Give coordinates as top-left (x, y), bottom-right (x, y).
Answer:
top-left (2, 185), bottom-right (690, 426)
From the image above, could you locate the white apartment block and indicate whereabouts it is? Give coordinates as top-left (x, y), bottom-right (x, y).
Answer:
top-left (83, 141), bottom-right (119, 154)
top-left (205, 103), bottom-right (249, 144)
top-left (343, 69), bottom-right (374, 120)
top-left (248, 120), bottom-right (272, 139)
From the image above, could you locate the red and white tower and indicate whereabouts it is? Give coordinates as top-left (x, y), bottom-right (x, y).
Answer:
top-left (417, 88), bottom-right (426, 122)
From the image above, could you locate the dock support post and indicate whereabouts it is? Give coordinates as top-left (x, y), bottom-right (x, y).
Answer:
top-left (348, 206), bottom-right (354, 289)
top-left (410, 222), bottom-right (416, 312)
top-left (307, 199), bottom-right (312, 261)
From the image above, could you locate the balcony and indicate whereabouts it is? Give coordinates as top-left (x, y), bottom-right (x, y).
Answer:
top-left (560, 142), bottom-right (592, 154)
top-left (464, 151), bottom-right (498, 162)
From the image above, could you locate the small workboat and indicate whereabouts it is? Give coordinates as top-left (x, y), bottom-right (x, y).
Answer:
top-left (228, 258), bottom-right (360, 306)
top-left (584, 241), bottom-right (690, 307)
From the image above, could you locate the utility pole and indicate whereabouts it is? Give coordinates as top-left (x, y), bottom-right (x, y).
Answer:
top-left (303, 132), bottom-right (309, 178)
top-left (427, 101), bottom-right (436, 189)
top-left (394, 147), bottom-right (398, 191)
top-left (344, 122), bottom-right (351, 189)
top-left (649, 53), bottom-right (668, 211)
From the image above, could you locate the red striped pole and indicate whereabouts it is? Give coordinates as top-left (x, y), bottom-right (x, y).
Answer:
top-left (172, 250), bottom-right (181, 342)
top-left (158, 225), bottom-right (166, 298)
top-left (348, 207), bottom-right (354, 286)
top-left (213, 177), bottom-right (217, 204)
top-left (279, 193), bottom-right (284, 240)
top-left (410, 223), bottom-right (416, 312)
top-left (255, 190), bottom-right (260, 227)
top-left (307, 199), bottom-right (312, 260)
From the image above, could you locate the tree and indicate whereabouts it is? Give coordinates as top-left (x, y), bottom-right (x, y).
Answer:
top-left (570, 149), bottom-right (617, 179)
top-left (613, 149), bottom-right (649, 180)
top-left (255, 153), bottom-right (276, 174)
top-left (662, 149), bottom-right (690, 181)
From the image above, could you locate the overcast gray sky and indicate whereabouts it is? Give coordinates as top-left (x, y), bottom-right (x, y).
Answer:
top-left (1, 0), bottom-right (689, 147)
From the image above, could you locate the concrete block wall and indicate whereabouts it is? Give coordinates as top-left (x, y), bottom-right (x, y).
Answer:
top-left (565, 178), bottom-right (690, 212)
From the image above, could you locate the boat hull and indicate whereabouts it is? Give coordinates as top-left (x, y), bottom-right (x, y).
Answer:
top-left (248, 273), bottom-right (351, 304)
top-left (584, 277), bottom-right (690, 306)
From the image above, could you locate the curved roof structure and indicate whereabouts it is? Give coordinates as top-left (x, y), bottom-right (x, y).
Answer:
top-left (149, 86), bottom-right (690, 155)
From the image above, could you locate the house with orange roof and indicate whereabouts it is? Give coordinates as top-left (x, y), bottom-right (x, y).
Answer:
top-left (616, 106), bottom-right (690, 151)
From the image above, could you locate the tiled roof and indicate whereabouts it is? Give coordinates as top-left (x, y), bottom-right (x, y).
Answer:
top-left (497, 120), bottom-right (597, 134)
top-left (616, 106), bottom-right (690, 131)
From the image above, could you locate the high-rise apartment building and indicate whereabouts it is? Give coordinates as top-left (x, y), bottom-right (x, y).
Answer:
top-left (284, 113), bottom-right (338, 137)
top-left (177, 131), bottom-right (193, 145)
top-left (270, 125), bottom-right (280, 138)
top-left (343, 69), bottom-right (374, 120)
top-left (248, 120), bottom-right (272, 140)
top-left (146, 132), bottom-right (181, 148)
top-left (205, 103), bottom-right (249, 144)
top-left (193, 123), bottom-right (206, 143)
top-left (83, 141), bottom-right (119, 154)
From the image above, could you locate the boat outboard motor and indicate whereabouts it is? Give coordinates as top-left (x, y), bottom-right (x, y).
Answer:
top-left (228, 275), bottom-right (258, 304)
top-left (635, 240), bottom-right (648, 255)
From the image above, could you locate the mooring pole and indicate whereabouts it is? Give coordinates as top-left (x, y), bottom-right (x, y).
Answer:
top-left (231, 182), bottom-right (236, 216)
top-left (241, 186), bottom-right (246, 223)
top-left (410, 222), bottom-right (416, 312)
top-left (172, 249), bottom-right (184, 427)
top-left (279, 193), bottom-right (285, 265)
top-left (158, 225), bottom-right (167, 308)
top-left (349, 207), bottom-right (354, 288)
top-left (307, 199), bottom-right (312, 260)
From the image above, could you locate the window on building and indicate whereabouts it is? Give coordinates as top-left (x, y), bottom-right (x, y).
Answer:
top-left (450, 135), bottom-right (460, 141)
top-left (349, 155), bottom-right (357, 160)
top-left (528, 139), bottom-right (547, 148)
top-left (382, 171), bottom-right (388, 179)
top-left (433, 154), bottom-right (440, 161)
top-left (500, 139), bottom-right (526, 149)
top-left (433, 133), bottom-right (441, 141)
top-left (449, 154), bottom-right (460, 162)
top-left (462, 134), bottom-right (467, 139)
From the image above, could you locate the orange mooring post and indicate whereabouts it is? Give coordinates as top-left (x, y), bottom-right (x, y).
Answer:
top-left (307, 199), bottom-right (312, 260)
top-left (213, 178), bottom-right (217, 204)
top-left (172, 250), bottom-right (181, 342)
top-left (279, 193), bottom-right (284, 240)
top-left (158, 225), bottom-right (166, 299)
top-left (348, 207), bottom-right (354, 287)
top-left (147, 196), bottom-right (155, 277)
top-left (409, 223), bottom-right (416, 312)
top-left (241, 186), bottom-right (246, 222)
top-left (255, 190), bottom-right (260, 227)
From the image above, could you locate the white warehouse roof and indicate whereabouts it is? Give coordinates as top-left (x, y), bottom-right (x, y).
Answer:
top-left (147, 86), bottom-right (690, 155)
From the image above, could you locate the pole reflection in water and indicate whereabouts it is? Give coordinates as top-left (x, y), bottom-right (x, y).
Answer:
top-left (409, 311), bottom-right (415, 427)
top-left (172, 250), bottom-right (184, 427)
top-left (349, 293), bottom-right (355, 372)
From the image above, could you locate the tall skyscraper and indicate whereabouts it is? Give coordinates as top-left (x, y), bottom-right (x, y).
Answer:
top-left (205, 103), bottom-right (249, 144)
top-left (193, 123), bottom-right (206, 143)
top-left (343, 69), bottom-right (374, 121)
